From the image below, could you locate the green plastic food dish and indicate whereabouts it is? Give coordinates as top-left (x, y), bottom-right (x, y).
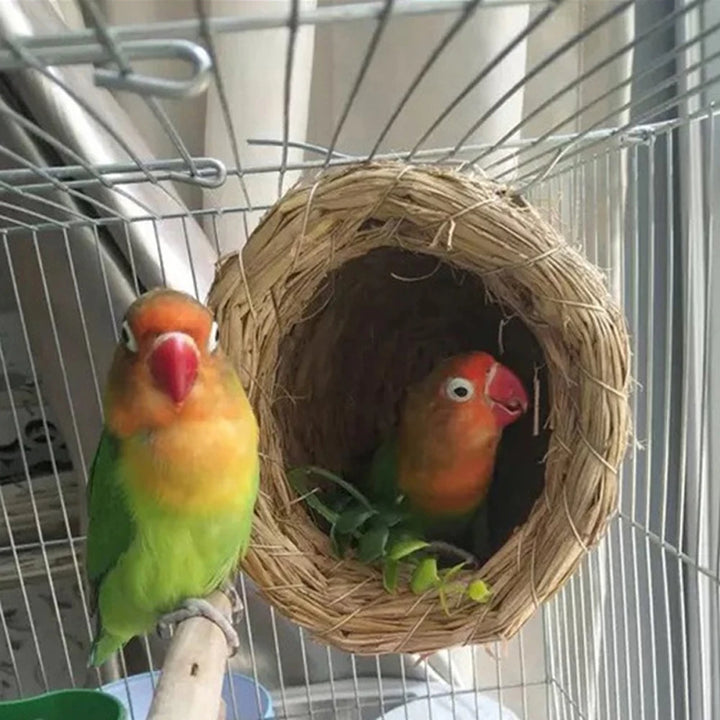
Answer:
top-left (0, 688), bottom-right (126, 720)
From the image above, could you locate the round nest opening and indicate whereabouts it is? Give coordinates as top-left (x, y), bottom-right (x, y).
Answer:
top-left (209, 162), bottom-right (630, 656)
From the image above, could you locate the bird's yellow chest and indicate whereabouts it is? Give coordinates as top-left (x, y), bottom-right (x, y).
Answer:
top-left (122, 416), bottom-right (258, 513)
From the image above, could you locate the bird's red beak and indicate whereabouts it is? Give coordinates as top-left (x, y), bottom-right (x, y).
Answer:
top-left (485, 362), bottom-right (529, 428)
top-left (149, 332), bottom-right (199, 405)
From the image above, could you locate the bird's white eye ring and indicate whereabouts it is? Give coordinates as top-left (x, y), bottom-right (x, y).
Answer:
top-left (444, 377), bottom-right (474, 403)
top-left (207, 320), bottom-right (221, 353)
top-left (120, 320), bottom-right (138, 353)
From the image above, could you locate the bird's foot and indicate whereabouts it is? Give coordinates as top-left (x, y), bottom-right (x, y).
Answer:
top-left (156, 598), bottom-right (240, 656)
top-left (425, 541), bottom-right (480, 569)
top-left (219, 580), bottom-right (244, 624)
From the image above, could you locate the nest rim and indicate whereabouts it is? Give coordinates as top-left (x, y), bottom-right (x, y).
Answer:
top-left (209, 161), bottom-right (631, 656)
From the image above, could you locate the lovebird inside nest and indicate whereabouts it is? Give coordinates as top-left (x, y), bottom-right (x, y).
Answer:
top-left (209, 162), bottom-right (630, 656)
top-left (279, 248), bottom-right (549, 570)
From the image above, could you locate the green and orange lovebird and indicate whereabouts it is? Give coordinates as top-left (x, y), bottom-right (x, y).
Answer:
top-left (366, 352), bottom-right (528, 554)
top-left (85, 288), bottom-right (259, 667)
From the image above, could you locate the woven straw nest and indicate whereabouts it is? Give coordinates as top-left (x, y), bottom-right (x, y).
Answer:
top-left (208, 162), bottom-right (631, 656)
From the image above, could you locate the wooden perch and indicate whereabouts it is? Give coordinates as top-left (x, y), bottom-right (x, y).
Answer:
top-left (147, 590), bottom-right (233, 720)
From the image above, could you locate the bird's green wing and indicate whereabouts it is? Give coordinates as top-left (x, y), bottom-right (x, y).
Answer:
top-left (85, 429), bottom-right (135, 612)
top-left (364, 435), bottom-right (400, 505)
top-left (237, 462), bottom-right (260, 561)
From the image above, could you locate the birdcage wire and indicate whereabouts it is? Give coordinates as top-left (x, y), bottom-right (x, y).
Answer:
top-left (0, 1), bottom-right (717, 719)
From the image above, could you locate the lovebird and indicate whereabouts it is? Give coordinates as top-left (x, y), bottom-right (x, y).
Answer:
top-left (365, 351), bottom-right (528, 561)
top-left (85, 288), bottom-right (259, 667)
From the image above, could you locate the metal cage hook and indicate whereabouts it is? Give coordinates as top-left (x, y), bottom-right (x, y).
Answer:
top-left (93, 39), bottom-right (212, 99)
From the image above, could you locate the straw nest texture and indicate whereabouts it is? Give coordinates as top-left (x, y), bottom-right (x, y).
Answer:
top-left (208, 162), bottom-right (631, 655)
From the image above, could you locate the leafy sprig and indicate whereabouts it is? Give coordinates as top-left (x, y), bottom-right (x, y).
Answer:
top-left (287, 465), bottom-right (492, 612)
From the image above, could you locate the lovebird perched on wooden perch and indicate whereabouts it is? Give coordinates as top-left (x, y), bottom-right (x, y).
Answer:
top-left (85, 288), bottom-right (259, 667)
top-left (364, 351), bottom-right (528, 561)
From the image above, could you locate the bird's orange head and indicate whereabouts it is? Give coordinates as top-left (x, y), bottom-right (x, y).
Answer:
top-left (104, 288), bottom-right (247, 437)
top-left (396, 351), bottom-right (528, 517)
top-left (426, 351), bottom-right (528, 430)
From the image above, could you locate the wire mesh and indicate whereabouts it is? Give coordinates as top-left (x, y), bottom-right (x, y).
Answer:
top-left (0, 1), bottom-right (717, 719)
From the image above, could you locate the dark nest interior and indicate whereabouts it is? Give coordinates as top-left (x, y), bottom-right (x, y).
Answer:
top-left (274, 247), bottom-right (551, 563)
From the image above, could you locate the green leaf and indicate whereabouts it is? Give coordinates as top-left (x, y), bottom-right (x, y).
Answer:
top-left (335, 507), bottom-right (375, 534)
top-left (327, 490), bottom-right (353, 513)
top-left (410, 557), bottom-right (440, 594)
top-left (330, 523), bottom-right (353, 558)
top-left (377, 508), bottom-right (411, 527)
top-left (357, 523), bottom-right (390, 563)
top-left (467, 580), bottom-right (492, 604)
top-left (382, 559), bottom-right (400, 593)
top-left (298, 465), bottom-right (375, 511)
top-left (441, 561), bottom-right (468, 583)
top-left (437, 564), bottom-right (467, 616)
top-left (330, 523), bottom-right (341, 556)
top-left (332, 496), bottom-right (353, 512)
top-left (286, 468), bottom-right (340, 525)
top-left (387, 538), bottom-right (430, 561)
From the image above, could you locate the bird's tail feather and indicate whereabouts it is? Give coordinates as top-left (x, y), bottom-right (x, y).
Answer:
top-left (88, 632), bottom-right (124, 668)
